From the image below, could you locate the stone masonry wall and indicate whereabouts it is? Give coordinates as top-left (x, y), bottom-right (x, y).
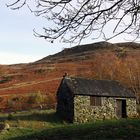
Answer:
top-left (126, 98), bottom-right (137, 117)
top-left (74, 95), bottom-right (137, 123)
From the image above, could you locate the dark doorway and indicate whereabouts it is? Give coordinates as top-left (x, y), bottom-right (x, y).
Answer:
top-left (116, 99), bottom-right (127, 118)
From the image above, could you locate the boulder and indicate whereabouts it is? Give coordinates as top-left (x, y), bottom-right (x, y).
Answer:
top-left (0, 123), bottom-right (10, 132)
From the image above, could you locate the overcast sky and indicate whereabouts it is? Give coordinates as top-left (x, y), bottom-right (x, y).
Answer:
top-left (0, 1), bottom-right (136, 65)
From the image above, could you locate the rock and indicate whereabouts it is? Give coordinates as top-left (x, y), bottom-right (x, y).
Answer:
top-left (0, 123), bottom-right (10, 132)
top-left (0, 123), bottom-right (5, 131)
top-left (4, 123), bottom-right (10, 131)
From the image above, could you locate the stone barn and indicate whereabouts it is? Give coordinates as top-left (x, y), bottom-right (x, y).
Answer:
top-left (56, 77), bottom-right (137, 123)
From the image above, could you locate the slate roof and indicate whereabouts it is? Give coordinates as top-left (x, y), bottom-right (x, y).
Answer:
top-left (63, 77), bottom-right (136, 98)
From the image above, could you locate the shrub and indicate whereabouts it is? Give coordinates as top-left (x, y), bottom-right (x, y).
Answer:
top-left (0, 97), bottom-right (4, 102)
top-left (7, 99), bottom-right (14, 110)
top-left (27, 91), bottom-right (44, 106)
top-left (12, 96), bottom-right (20, 102)
top-left (114, 47), bottom-right (127, 58)
top-left (7, 113), bottom-right (13, 120)
top-left (34, 69), bottom-right (46, 74)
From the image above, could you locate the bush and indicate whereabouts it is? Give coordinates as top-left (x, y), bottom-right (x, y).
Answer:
top-left (27, 91), bottom-right (44, 106)
top-left (0, 97), bottom-right (4, 102)
top-left (114, 47), bottom-right (127, 58)
top-left (7, 113), bottom-right (13, 120)
top-left (12, 97), bottom-right (20, 102)
top-left (7, 99), bottom-right (14, 110)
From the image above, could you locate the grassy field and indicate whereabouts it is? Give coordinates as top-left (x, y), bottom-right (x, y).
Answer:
top-left (0, 109), bottom-right (140, 140)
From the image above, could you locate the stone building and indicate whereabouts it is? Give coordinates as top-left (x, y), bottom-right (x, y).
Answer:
top-left (56, 77), bottom-right (137, 123)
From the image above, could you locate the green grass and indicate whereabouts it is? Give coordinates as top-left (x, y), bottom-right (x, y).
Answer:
top-left (0, 109), bottom-right (64, 129)
top-left (0, 109), bottom-right (140, 140)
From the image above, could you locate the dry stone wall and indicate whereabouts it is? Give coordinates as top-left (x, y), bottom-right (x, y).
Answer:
top-left (74, 95), bottom-right (137, 123)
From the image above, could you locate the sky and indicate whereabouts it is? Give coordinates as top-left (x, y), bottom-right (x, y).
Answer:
top-left (0, 1), bottom-right (70, 64)
top-left (0, 1), bottom-right (136, 65)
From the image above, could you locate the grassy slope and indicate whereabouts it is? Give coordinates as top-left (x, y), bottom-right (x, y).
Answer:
top-left (0, 110), bottom-right (140, 140)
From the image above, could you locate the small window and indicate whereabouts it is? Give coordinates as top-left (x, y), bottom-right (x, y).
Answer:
top-left (90, 96), bottom-right (102, 106)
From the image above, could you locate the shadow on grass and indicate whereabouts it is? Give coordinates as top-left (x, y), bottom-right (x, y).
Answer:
top-left (8, 118), bottom-right (140, 140)
top-left (0, 110), bottom-right (63, 124)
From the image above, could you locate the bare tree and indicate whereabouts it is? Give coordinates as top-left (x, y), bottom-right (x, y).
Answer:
top-left (7, 0), bottom-right (140, 43)
top-left (125, 58), bottom-right (140, 104)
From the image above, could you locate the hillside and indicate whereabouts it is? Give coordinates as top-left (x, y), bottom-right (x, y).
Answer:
top-left (35, 41), bottom-right (140, 63)
top-left (0, 41), bottom-right (140, 110)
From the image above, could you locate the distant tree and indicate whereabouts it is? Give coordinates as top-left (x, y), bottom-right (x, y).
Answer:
top-left (125, 58), bottom-right (140, 103)
top-left (7, 0), bottom-right (140, 43)
top-left (92, 53), bottom-right (118, 80)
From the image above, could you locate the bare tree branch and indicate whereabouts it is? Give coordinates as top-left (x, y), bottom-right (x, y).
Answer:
top-left (7, 0), bottom-right (140, 43)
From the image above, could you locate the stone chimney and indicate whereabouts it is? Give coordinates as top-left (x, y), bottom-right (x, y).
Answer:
top-left (63, 72), bottom-right (68, 78)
